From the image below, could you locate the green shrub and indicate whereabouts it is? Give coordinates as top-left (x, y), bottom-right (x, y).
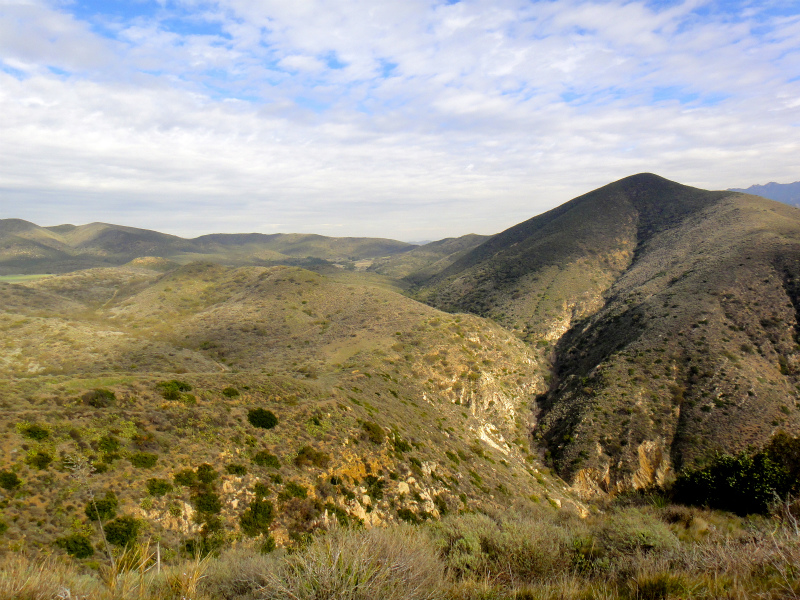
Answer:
top-left (98, 434), bottom-right (120, 453)
top-left (226, 463), bottom-right (248, 476)
top-left (222, 387), bottom-right (240, 398)
top-left (196, 463), bottom-right (218, 483)
top-left (364, 475), bottom-right (386, 500)
top-left (248, 408), bottom-right (278, 429)
top-left (86, 491), bottom-right (118, 521)
top-left (174, 469), bottom-right (198, 487)
top-left (19, 423), bottom-right (49, 441)
top-left (397, 508), bottom-right (420, 524)
top-left (294, 445), bottom-right (330, 468)
top-left (361, 421), bottom-right (385, 444)
top-left (129, 452), bottom-right (158, 468)
top-left (593, 507), bottom-right (678, 556)
top-left (253, 451), bottom-right (280, 469)
top-left (157, 380), bottom-right (192, 400)
top-left (146, 478), bottom-right (173, 497)
top-left (192, 488), bottom-right (222, 515)
top-left (0, 519), bottom-right (7, 536)
top-left (239, 497), bottom-right (275, 536)
top-left (279, 481), bottom-right (308, 501)
top-left (83, 388), bottom-right (116, 408)
top-left (105, 515), bottom-right (140, 547)
top-left (674, 450), bottom-right (790, 515)
top-left (56, 533), bottom-right (94, 558)
top-left (26, 451), bottom-right (52, 470)
top-left (0, 470), bottom-right (21, 490)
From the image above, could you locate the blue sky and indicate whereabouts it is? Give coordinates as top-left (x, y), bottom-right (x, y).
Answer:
top-left (0, 0), bottom-right (798, 239)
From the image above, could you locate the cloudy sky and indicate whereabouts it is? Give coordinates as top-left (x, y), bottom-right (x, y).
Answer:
top-left (1, 0), bottom-right (799, 240)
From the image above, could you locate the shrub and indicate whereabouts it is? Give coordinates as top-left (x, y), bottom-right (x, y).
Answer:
top-left (26, 451), bottom-right (52, 470)
top-left (364, 475), bottom-right (386, 500)
top-left (0, 519), bottom-right (7, 536)
top-left (105, 515), bottom-right (140, 547)
top-left (192, 488), bottom-right (222, 515)
top-left (196, 463), bottom-right (218, 484)
top-left (0, 471), bottom-right (21, 490)
top-left (157, 380), bottom-right (192, 400)
top-left (174, 469), bottom-right (198, 487)
top-left (248, 408), bottom-right (278, 429)
top-left (593, 507), bottom-right (678, 556)
top-left (222, 387), bottom-right (240, 398)
top-left (19, 423), bottom-right (49, 441)
top-left (262, 525), bottom-right (445, 600)
top-left (55, 534), bottom-right (94, 559)
top-left (279, 481), bottom-right (308, 501)
top-left (674, 450), bottom-right (789, 515)
top-left (397, 508), bottom-right (420, 524)
top-left (83, 388), bottom-right (115, 408)
top-left (226, 463), bottom-right (248, 476)
top-left (129, 452), bottom-right (158, 468)
top-left (240, 498), bottom-right (275, 537)
top-left (86, 491), bottom-right (118, 521)
top-left (253, 451), bottom-right (280, 469)
top-left (98, 434), bottom-right (120, 453)
top-left (146, 478), bottom-right (173, 497)
top-left (361, 421), bottom-right (385, 444)
top-left (294, 445), bottom-right (330, 468)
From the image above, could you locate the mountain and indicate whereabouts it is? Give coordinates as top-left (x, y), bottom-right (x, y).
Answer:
top-left (414, 173), bottom-right (800, 495)
top-left (729, 181), bottom-right (800, 206)
top-left (0, 221), bottom-right (415, 275)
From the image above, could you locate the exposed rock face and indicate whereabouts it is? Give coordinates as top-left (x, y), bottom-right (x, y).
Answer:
top-left (569, 439), bottom-right (672, 499)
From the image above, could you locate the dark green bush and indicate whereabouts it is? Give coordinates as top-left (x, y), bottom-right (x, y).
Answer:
top-left (196, 463), bottom-right (218, 484)
top-left (361, 421), bottom-right (385, 444)
top-left (105, 515), bottom-right (140, 547)
top-left (129, 452), bottom-right (158, 468)
top-left (294, 445), bottom-right (330, 468)
top-left (239, 497), bottom-right (275, 536)
top-left (364, 475), bottom-right (386, 500)
top-left (253, 451), bottom-right (280, 469)
top-left (0, 520), bottom-right (7, 536)
top-left (225, 463), bottom-right (248, 475)
top-left (192, 488), bottom-right (222, 515)
top-left (83, 388), bottom-right (115, 408)
top-left (0, 470), bottom-right (21, 490)
top-left (86, 491), bottom-right (118, 521)
top-left (397, 508), bottom-right (420, 524)
top-left (19, 423), bottom-right (49, 441)
top-left (146, 478), bottom-right (173, 497)
top-left (764, 431), bottom-right (800, 495)
top-left (674, 450), bottom-right (789, 515)
top-left (222, 387), bottom-right (240, 398)
top-left (98, 434), bottom-right (121, 453)
top-left (26, 451), bottom-right (52, 470)
top-left (247, 408), bottom-right (278, 429)
top-left (279, 481), bottom-right (308, 501)
top-left (174, 469), bottom-right (198, 487)
top-left (56, 533), bottom-right (94, 558)
top-left (157, 380), bottom-right (192, 400)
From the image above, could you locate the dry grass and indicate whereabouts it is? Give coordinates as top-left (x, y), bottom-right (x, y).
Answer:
top-left (1, 503), bottom-right (800, 600)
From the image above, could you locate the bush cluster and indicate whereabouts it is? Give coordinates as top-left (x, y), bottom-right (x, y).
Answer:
top-left (247, 408), bottom-right (278, 429)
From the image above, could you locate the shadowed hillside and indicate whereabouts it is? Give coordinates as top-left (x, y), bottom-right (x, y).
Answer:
top-left (414, 174), bottom-right (800, 495)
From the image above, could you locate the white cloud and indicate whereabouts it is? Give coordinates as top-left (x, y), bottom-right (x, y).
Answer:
top-left (0, 0), bottom-right (798, 240)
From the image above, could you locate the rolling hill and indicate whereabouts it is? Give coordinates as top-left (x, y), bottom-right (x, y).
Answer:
top-left (0, 220), bottom-right (416, 275)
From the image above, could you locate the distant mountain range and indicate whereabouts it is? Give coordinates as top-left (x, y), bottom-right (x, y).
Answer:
top-left (728, 181), bottom-right (800, 206)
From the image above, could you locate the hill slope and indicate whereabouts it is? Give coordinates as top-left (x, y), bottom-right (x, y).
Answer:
top-left (0, 263), bottom-right (574, 554)
top-left (415, 174), bottom-right (800, 495)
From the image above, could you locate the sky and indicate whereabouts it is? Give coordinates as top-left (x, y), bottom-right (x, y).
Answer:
top-left (0, 0), bottom-right (799, 240)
